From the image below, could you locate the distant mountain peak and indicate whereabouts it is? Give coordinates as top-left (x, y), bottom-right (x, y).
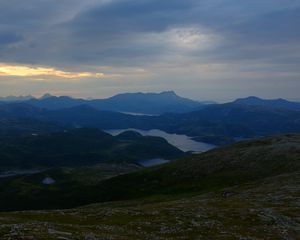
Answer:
top-left (23, 91), bottom-right (206, 114)
top-left (0, 95), bottom-right (34, 102)
top-left (244, 96), bottom-right (260, 100)
top-left (233, 96), bottom-right (300, 111)
top-left (160, 91), bottom-right (177, 96)
top-left (40, 93), bottom-right (54, 99)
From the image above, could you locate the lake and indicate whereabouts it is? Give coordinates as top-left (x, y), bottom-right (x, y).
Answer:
top-left (105, 128), bottom-right (216, 153)
top-left (0, 169), bottom-right (47, 178)
top-left (138, 158), bottom-right (170, 167)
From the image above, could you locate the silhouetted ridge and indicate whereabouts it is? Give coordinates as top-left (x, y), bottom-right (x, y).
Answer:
top-left (23, 91), bottom-right (205, 114)
top-left (233, 96), bottom-right (300, 110)
top-left (116, 131), bottom-right (143, 140)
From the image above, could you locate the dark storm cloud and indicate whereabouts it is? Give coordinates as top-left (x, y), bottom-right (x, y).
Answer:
top-left (0, 0), bottom-right (299, 65)
top-left (63, 0), bottom-right (300, 65)
top-left (71, 0), bottom-right (195, 34)
top-left (0, 0), bottom-right (299, 100)
top-left (0, 31), bottom-right (23, 45)
top-left (226, 6), bottom-right (300, 44)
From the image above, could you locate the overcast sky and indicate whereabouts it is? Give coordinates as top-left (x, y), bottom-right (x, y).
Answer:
top-left (0, 0), bottom-right (299, 101)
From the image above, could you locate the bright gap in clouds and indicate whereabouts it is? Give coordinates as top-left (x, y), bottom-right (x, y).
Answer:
top-left (168, 27), bottom-right (222, 50)
top-left (0, 63), bottom-right (105, 79)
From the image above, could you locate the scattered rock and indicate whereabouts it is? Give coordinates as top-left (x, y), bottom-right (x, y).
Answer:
top-left (42, 177), bottom-right (55, 185)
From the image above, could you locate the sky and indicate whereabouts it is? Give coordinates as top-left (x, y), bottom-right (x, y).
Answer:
top-left (0, 0), bottom-right (299, 101)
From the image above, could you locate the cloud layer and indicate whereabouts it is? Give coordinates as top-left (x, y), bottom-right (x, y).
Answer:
top-left (0, 0), bottom-right (299, 100)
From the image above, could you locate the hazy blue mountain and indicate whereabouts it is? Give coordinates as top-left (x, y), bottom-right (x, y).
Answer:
top-left (0, 118), bottom-right (61, 137)
top-left (39, 93), bottom-right (55, 100)
top-left (26, 96), bottom-right (86, 110)
top-left (0, 103), bottom-right (62, 136)
top-left (0, 103), bottom-right (45, 118)
top-left (0, 95), bottom-right (34, 102)
top-left (0, 103), bottom-right (143, 129)
top-left (171, 103), bottom-right (300, 134)
top-left (233, 96), bottom-right (300, 110)
top-left (157, 103), bottom-right (300, 143)
top-left (44, 105), bottom-right (145, 129)
top-left (40, 103), bottom-right (300, 145)
top-left (0, 102), bottom-right (300, 145)
top-left (88, 91), bottom-right (204, 114)
top-left (25, 91), bottom-right (205, 114)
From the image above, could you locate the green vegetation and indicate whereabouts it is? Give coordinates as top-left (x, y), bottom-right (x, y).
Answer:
top-left (0, 172), bottom-right (299, 239)
top-left (0, 164), bottom-right (140, 211)
top-left (0, 134), bottom-right (299, 212)
top-left (0, 134), bottom-right (299, 239)
top-left (0, 128), bottom-right (184, 170)
top-left (86, 134), bottom-right (300, 202)
top-left (0, 118), bottom-right (61, 136)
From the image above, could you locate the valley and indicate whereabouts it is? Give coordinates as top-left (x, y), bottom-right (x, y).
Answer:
top-left (0, 134), bottom-right (299, 239)
top-left (106, 128), bottom-right (216, 152)
top-left (1, 0), bottom-right (299, 238)
top-left (0, 93), bottom-right (299, 239)
top-left (1, 94), bottom-right (300, 146)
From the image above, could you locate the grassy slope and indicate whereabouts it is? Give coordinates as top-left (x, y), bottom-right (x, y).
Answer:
top-left (0, 134), bottom-right (299, 213)
top-left (0, 172), bottom-right (299, 239)
top-left (0, 164), bottom-right (141, 211)
top-left (86, 134), bottom-right (300, 202)
top-left (0, 128), bottom-right (184, 211)
top-left (0, 134), bottom-right (299, 238)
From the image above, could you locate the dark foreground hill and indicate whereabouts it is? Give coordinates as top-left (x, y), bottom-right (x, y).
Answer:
top-left (0, 134), bottom-right (299, 211)
top-left (86, 133), bottom-right (300, 202)
top-left (0, 134), bottom-right (299, 239)
top-left (0, 128), bottom-right (184, 170)
top-left (1, 172), bottom-right (298, 239)
top-left (0, 118), bottom-right (61, 136)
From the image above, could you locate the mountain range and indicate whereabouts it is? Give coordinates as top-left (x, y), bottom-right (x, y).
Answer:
top-left (1, 92), bottom-right (299, 115)
top-left (0, 99), bottom-right (300, 145)
top-left (23, 91), bottom-right (205, 114)
top-left (0, 95), bottom-right (34, 102)
top-left (0, 93), bottom-right (299, 238)
top-left (234, 96), bottom-right (300, 111)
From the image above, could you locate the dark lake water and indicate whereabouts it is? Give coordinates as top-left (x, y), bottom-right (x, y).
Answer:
top-left (138, 158), bottom-right (170, 167)
top-left (106, 128), bottom-right (216, 153)
top-left (0, 169), bottom-right (46, 178)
